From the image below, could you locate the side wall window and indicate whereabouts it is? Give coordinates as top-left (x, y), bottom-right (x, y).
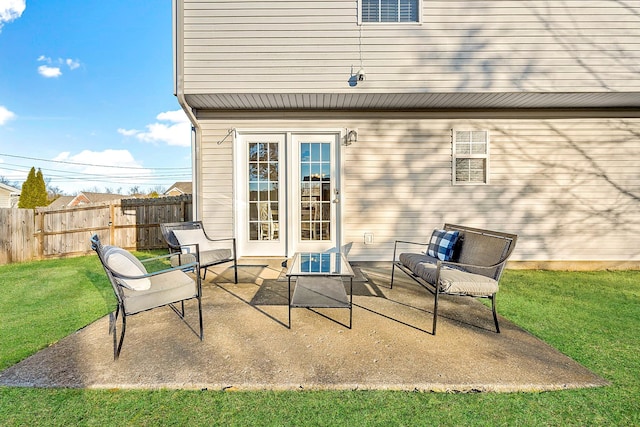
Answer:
top-left (361, 0), bottom-right (420, 23)
top-left (452, 130), bottom-right (490, 185)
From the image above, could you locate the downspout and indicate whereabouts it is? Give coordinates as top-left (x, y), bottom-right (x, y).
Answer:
top-left (173, 0), bottom-right (200, 220)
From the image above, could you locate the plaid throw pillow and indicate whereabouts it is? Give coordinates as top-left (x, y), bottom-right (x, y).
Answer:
top-left (427, 229), bottom-right (460, 261)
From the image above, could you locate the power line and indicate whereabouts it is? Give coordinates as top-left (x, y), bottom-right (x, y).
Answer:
top-left (0, 161), bottom-right (162, 175)
top-left (0, 153), bottom-right (192, 193)
top-left (0, 152), bottom-right (190, 171)
top-left (0, 162), bottom-right (190, 181)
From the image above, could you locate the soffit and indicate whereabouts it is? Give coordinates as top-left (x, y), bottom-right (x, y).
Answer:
top-left (183, 92), bottom-right (640, 111)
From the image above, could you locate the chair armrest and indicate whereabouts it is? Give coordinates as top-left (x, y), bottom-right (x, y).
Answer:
top-left (175, 238), bottom-right (236, 255)
top-left (394, 239), bottom-right (429, 247)
top-left (166, 241), bottom-right (183, 252)
top-left (438, 258), bottom-right (508, 272)
top-left (142, 262), bottom-right (199, 278)
top-left (110, 258), bottom-right (199, 280)
top-left (104, 253), bottom-right (198, 279)
top-left (393, 240), bottom-right (429, 262)
top-left (202, 236), bottom-right (236, 243)
top-left (140, 252), bottom-right (184, 264)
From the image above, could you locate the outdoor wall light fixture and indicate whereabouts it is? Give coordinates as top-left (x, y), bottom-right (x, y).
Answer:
top-left (348, 66), bottom-right (366, 87)
top-left (345, 129), bottom-right (358, 145)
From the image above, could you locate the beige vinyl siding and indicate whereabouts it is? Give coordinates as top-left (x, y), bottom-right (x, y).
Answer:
top-left (0, 191), bottom-right (12, 209)
top-left (181, 1), bottom-right (640, 94)
top-left (197, 121), bottom-right (235, 239)
top-left (196, 111), bottom-right (640, 263)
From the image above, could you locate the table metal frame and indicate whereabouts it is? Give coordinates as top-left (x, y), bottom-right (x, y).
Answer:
top-left (286, 252), bottom-right (354, 329)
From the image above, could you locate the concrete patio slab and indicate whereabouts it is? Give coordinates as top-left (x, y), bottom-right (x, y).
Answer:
top-left (0, 261), bottom-right (608, 392)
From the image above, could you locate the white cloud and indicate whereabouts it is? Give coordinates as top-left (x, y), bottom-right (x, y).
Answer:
top-left (38, 65), bottom-right (62, 78)
top-left (0, 0), bottom-right (25, 31)
top-left (52, 149), bottom-right (155, 194)
top-left (54, 149), bottom-right (146, 170)
top-left (66, 58), bottom-right (80, 70)
top-left (37, 56), bottom-right (82, 77)
top-left (117, 128), bottom-right (139, 137)
top-left (156, 110), bottom-right (188, 122)
top-left (120, 109), bottom-right (191, 147)
top-left (0, 105), bottom-right (16, 125)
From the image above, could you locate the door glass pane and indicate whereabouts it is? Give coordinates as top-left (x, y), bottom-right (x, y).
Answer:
top-left (300, 141), bottom-right (331, 241)
top-left (248, 142), bottom-right (279, 241)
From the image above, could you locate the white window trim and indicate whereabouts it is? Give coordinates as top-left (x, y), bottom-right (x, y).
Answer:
top-left (358, 0), bottom-right (423, 25)
top-left (452, 129), bottom-right (490, 186)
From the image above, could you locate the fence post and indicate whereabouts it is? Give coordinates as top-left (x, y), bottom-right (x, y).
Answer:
top-left (109, 203), bottom-right (116, 245)
top-left (36, 210), bottom-right (45, 260)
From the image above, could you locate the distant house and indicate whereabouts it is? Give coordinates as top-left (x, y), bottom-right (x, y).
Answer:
top-left (46, 192), bottom-right (126, 209)
top-left (173, 1), bottom-right (640, 268)
top-left (46, 196), bottom-right (75, 209)
top-left (0, 183), bottom-right (20, 208)
top-left (164, 182), bottom-right (192, 197)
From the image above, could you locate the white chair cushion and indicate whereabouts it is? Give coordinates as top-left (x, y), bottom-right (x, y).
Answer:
top-left (199, 249), bottom-right (233, 264)
top-left (170, 253), bottom-right (197, 267)
top-left (122, 269), bottom-right (197, 315)
top-left (172, 229), bottom-right (214, 254)
top-left (172, 229), bottom-right (232, 266)
top-left (104, 247), bottom-right (151, 291)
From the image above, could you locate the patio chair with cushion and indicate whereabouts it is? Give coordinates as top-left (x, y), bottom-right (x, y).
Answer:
top-left (160, 221), bottom-right (238, 283)
top-left (90, 234), bottom-right (203, 360)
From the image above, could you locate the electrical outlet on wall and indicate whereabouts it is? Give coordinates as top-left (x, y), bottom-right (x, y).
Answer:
top-left (364, 232), bottom-right (374, 245)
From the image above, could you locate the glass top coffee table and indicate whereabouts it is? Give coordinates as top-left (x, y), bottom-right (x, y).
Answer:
top-left (286, 252), bottom-right (355, 329)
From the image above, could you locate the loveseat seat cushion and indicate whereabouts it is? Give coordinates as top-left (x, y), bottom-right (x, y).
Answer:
top-left (398, 252), bottom-right (439, 273)
top-left (122, 269), bottom-right (197, 315)
top-left (414, 261), bottom-right (498, 296)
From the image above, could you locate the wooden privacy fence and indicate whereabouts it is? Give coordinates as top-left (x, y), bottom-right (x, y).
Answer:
top-left (0, 208), bottom-right (35, 265)
top-left (0, 195), bottom-right (192, 265)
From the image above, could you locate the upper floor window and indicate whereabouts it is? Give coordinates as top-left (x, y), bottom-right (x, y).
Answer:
top-left (452, 130), bottom-right (490, 185)
top-left (361, 0), bottom-right (420, 23)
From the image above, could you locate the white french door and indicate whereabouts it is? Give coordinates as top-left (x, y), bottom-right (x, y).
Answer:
top-left (290, 133), bottom-right (340, 254)
top-left (236, 132), bottom-right (341, 257)
top-left (236, 133), bottom-right (286, 256)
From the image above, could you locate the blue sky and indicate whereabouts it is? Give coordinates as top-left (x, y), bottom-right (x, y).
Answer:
top-left (0, 0), bottom-right (192, 195)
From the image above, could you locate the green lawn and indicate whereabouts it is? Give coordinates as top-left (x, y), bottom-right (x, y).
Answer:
top-left (1, 256), bottom-right (639, 426)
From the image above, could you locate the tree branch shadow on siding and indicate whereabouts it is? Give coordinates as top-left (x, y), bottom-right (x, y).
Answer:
top-left (392, 1), bottom-right (640, 95)
top-left (345, 2), bottom-right (640, 262)
top-left (346, 117), bottom-right (640, 262)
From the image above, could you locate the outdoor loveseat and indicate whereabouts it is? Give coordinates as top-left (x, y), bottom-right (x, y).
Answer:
top-left (391, 224), bottom-right (518, 334)
top-left (160, 221), bottom-right (238, 283)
